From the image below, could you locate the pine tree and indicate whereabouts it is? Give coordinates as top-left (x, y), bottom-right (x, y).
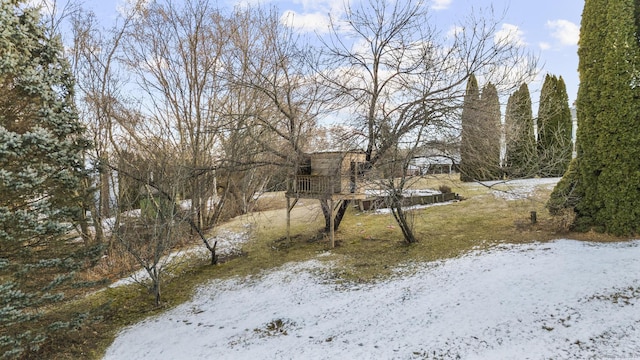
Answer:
top-left (537, 74), bottom-right (572, 177)
top-left (479, 82), bottom-right (502, 180)
top-left (459, 74), bottom-right (481, 182)
top-left (505, 83), bottom-right (536, 178)
top-left (460, 78), bottom-right (501, 181)
top-left (548, 0), bottom-right (640, 235)
top-left (586, 0), bottom-right (640, 234)
top-left (0, 2), bottom-right (99, 358)
top-left (560, 0), bottom-right (609, 228)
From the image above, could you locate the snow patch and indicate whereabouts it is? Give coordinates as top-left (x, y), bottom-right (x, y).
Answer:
top-left (483, 177), bottom-right (561, 201)
top-left (104, 239), bottom-right (640, 359)
top-left (373, 200), bottom-right (454, 214)
top-left (109, 228), bottom-right (251, 288)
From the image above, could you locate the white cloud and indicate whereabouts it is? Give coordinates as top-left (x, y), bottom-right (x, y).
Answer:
top-left (26, 0), bottom-right (53, 9)
top-left (116, 0), bottom-right (151, 18)
top-left (23, 0), bottom-right (56, 16)
top-left (446, 25), bottom-right (464, 39)
top-left (494, 23), bottom-right (526, 47)
top-left (280, 10), bottom-right (332, 34)
top-left (292, 0), bottom-right (344, 11)
top-left (278, 0), bottom-right (346, 34)
top-left (539, 42), bottom-right (551, 51)
top-left (431, 0), bottom-right (453, 11)
top-left (228, 0), bottom-right (268, 8)
top-left (546, 19), bottom-right (579, 46)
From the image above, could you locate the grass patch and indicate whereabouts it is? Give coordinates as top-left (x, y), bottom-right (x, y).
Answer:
top-left (34, 175), bottom-right (634, 359)
top-left (330, 194), bottom-right (547, 282)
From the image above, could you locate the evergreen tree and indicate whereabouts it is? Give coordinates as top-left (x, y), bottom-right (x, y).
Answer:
top-left (0, 2), bottom-right (99, 358)
top-left (548, 0), bottom-right (640, 235)
top-left (479, 82), bottom-right (502, 180)
top-left (537, 74), bottom-right (572, 177)
top-left (505, 83), bottom-right (536, 178)
top-left (459, 74), bottom-right (481, 182)
top-left (460, 79), bottom-right (501, 181)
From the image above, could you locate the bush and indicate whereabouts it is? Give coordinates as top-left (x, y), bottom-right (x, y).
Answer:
top-left (550, 208), bottom-right (577, 233)
top-left (546, 158), bottom-right (580, 215)
top-left (438, 184), bottom-right (452, 194)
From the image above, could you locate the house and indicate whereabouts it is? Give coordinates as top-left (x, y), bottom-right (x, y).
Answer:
top-left (409, 155), bottom-right (459, 175)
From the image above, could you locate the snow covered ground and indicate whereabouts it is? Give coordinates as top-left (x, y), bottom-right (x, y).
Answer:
top-left (109, 229), bottom-right (250, 288)
top-left (104, 239), bottom-right (640, 359)
top-left (480, 177), bottom-right (562, 201)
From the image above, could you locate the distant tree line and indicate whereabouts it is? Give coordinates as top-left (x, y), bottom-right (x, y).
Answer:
top-left (459, 74), bottom-right (573, 182)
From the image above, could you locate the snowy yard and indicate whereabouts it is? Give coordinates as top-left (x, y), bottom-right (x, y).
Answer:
top-left (481, 177), bottom-right (562, 201)
top-left (104, 239), bottom-right (640, 359)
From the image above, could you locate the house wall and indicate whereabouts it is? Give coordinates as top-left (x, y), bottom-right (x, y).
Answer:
top-left (310, 152), bottom-right (366, 175)
top-left (309, 152), bottom-right (367, 194)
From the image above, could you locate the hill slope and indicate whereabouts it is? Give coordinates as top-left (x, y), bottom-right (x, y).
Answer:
top-left (104, 239), bottom-right (640, 359)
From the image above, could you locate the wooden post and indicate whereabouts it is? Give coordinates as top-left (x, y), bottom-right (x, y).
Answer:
top-left (329, 197), bottom-right (335, 248)
top-left (286, 197), bottom-right (298, 242)
top-left (530, 211), bottom-right (537, 224)
top-left (286, 197), bottom-right (291, 242)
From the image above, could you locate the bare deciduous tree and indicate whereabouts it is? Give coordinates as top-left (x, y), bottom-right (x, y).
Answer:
top-left (70, 7), bottom-right (137, 246)
top-left (122, 0), bottom-right (226, 230)
top-left (316, 0), bottom-right (537, 241)
top-left (225, 6), bottom-right (331, 175)
top-left (112, 0), bottom-right (240, 266)
top-left (113, 140), bottom-right (191, 306)
top-left (69, 0), bottom-right (538, 250)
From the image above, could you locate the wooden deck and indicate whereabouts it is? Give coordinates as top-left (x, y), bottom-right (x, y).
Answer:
top-left (358, 192), bottom-right (458, 211)
top-left (284, 151), bottom-right (368, 248)
top-left (285, 175), bottom-right (366, 200)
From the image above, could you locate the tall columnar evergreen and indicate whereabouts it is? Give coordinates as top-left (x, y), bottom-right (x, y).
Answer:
top-left (548, 0), bottom-right (640, 235)
top-left (504, 83), bottom-right (536, 178)
top-left (478, 82), bottom-right (502, 180)
top-left (537, 74), bottom-right (572, 177)
top-left (0, 1), bottom-right (98, 358)
top-left (459, 74), bottom-right (481, 182)
top-left (460, 77), bottom-right (502, 182)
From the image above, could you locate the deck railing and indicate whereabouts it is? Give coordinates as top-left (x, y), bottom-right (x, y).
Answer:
top-left (290, 175), bottom-right (335, 195)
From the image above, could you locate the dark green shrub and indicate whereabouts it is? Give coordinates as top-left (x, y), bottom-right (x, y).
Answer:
top-left (547, 158), bottom-right (580, 216)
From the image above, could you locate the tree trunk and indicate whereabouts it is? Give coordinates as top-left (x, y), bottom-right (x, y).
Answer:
top-left (210, 240), bottom-right (218, 265)
top-left (153, 280), bottom-right (161, 307)
top-left (321, 199), bottom-right (350, 233)
top-left (148, 268), bottom-right (161, 307)
top-left (390, 196), bottom-right (417, 244)
top-left (100, 169), bottom-right (111, 216)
